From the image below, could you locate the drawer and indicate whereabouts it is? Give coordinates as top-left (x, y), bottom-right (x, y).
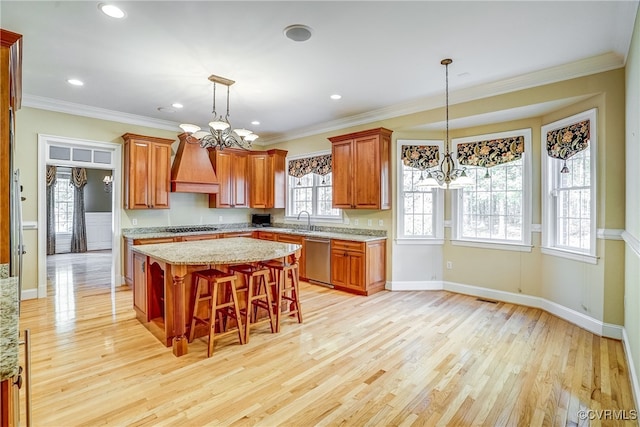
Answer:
top-left (179, 234), bottom-right (219, 241)
top-left (276, 234), bottom-right (304, 244)
top-left (257, 232), bottom-right (277, 241)
top-left (133, 237), bottom-right (176, 245)
top-left (331, 239), bottom-right (365, 253)
top-left (221, 232), bottom-right (254, 238)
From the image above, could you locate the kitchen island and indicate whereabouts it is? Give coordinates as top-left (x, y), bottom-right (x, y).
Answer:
top-left (131, 237), bottom-right (301, 356)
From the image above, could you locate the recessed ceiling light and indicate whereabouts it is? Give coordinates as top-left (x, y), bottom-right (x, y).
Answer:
top-left (172, 103), bottom-right (184, 109)
top-left (330, 94), bottom-right (342, 100)
top-left (67, 79), bottom-right (84, 86)
top-left (251, 121), bottom-right (260, 126)
top-left (99, 3), bottom-right (126, 19)
top-left (283, 24), bottom-right (313, 42)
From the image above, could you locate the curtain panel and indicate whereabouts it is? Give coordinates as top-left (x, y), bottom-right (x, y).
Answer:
top-left (457, 136), bottom-right (525, 168)
top-left (46, 165), bottom-right (57, 255)
top-left (401, 145), bottom-right (440, 170)
top-left (70, 167), bottom-right (88, 253)
top-left (288, 154), bottom-right (332, 178)
top-left (546, 119), bottom-right (590, 161)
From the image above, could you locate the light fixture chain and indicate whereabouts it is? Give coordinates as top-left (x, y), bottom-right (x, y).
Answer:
top-left (226, 85), bottom-right (231, 121)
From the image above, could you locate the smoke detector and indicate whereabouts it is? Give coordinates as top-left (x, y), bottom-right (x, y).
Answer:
top-left (284, 25), bottom-right (313, 42)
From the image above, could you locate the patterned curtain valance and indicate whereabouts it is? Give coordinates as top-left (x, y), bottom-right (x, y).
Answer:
top-left (401, 145), bottom-right (440, 170)
top-left (71, 167), bottom-right (87, 189)
top-left (46, 165), bottom-right (57, 187)
top-left (288, 154), bottom-right (332, 178)
top-left (457, 136), bottom-right (525, 168)
top-left (546, 119), bottom-right (589, 161)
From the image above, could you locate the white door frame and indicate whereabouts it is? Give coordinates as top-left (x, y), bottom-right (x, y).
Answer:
top-left (37, 134), bottom-right (123, 297)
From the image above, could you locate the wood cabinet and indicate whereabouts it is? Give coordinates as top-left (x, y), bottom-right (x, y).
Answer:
top-left (123, 133), bottom-right (174, 209)
top-left (255, 231), bottom-right (277, 241)
top-left (208, 149), bottom-right (248, 208)
top-left (124, 236), bottom-right (175, 286)
top-left (330, 239), bottom-right (386, 296)
top-left (133, 252), bottom-right (147, 318)
top-left (220, 231), bottom-right (255, 238)
top-left (179, 234), bottom-right (219, 242)
top-left (328, 128), bottom-right (392, 210)
top-left (249, 149), bottom-right (287, 208)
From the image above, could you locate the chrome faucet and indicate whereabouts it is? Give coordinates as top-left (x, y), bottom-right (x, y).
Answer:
top-left (297, 210), bottom-right (312, 231)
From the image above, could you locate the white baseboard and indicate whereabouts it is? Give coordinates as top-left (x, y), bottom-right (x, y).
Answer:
top-left (622, 328), bottom-right (640, 413)
top-left (386, 279), bottom-right (623, 339)
top-left (386, 280), bottom-right (443, 291)
top-left (21, 288), bottom-right (38, 300)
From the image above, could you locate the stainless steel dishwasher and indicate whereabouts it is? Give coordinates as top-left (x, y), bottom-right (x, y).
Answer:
top-left (304, 237), bottom-right (332, 286)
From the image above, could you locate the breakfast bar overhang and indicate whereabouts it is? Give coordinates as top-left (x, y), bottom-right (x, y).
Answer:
top-left (131, 237), bottom-right (301, 356)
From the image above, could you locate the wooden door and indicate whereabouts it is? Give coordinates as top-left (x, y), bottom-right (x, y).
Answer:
top-left (353, 135), bottom-right (380, 209)
top-left (232, 152), bottom-right (248, 208)
top-left (330, 140), bottom-right (353, 208)
top-left (151, 142), bottom-right (171, 208)
top-left (249, 153), bottom-right (268, 208)
top-left (209, 150), bottom-right (233, 208)
top-left (129, 141), bottom-right (151, 209)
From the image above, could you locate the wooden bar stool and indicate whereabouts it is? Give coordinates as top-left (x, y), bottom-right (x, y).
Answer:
top-left (188, 268), bottom-right (245, 358)
top-left (228, 264), bottom-right (275, 343)
top-left (259, 260), bottom-right (303, 332)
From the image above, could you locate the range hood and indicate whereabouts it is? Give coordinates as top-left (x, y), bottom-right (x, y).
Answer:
top-left (171, 133), bottom-right (219, 193)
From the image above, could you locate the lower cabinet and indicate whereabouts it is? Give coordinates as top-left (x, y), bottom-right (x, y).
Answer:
top-left (124, 236), bottom-right (175, 286)
top-left (275, 233), bottom-right (306, 280)
top-left (133, 252), bottom-right (147, 318)
top-left (331, 239), bottom-right (386, 296)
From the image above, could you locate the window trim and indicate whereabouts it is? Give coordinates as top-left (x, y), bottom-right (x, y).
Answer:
top-left (284, 150), bottom-right (342, 221)
top-left (396, 139), bottom-right (444, 242)
top-left (451, 128), bottom-right (533, 248)
top-left (541, 108), bottom-right (597, 262)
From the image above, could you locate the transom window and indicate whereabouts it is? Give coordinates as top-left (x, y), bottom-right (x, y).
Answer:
top-left (453, 129), bottom-right (532, 248)
top-left (542, 109), bottom-right (597, 262)
top-left (286, 153), bottom-right (341, 219)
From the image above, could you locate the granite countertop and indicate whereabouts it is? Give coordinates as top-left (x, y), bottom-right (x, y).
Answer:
top-left (0, 274), bottom-right (19, 382)
top-left (131, 237), bottom-right (302, 265)
top-left (122, 224), bottom-right (387, 243)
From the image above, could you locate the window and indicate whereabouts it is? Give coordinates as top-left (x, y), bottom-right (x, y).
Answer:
top-left (452, 129), bottom-right (532, 249)
top-left (542, 109), bottom-right (597, 263)
top-left (54, 169), bottom-right (74, 233)
top-left (397, 140), bottom-right (443, 242)
top-left (286, 153), bottom-right (341, 219)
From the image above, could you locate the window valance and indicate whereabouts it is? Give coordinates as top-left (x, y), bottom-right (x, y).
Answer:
top-left (457, 136), bottom-right (525, 168)
top-left (71, 167), bottom-right (87, 188)
top-left (546, 119), bottom-right (589, 161)
top-left (288, 154), bottom-right (332, 178)
top-left (401, 145), bottom-right (440, 170)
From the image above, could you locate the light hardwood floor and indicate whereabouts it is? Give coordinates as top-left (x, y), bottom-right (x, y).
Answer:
top-left (17, 253), bottom-right (636, 426)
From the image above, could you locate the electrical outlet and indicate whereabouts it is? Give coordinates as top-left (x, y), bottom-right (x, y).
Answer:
top-left (367, 219), bottom-right (372, 227)
top-left (378, 220), bottom-right (383, 226)
top-left (446, 261), bottom-right (453, 270)
top-left (218, 215), bottom-right (223, 222)
top-left (354, 219), bottom-right (359, 225)
top-left (344, 218), bottom-right (350, 225)
top-left (132, 219), bottom-right (137, 226)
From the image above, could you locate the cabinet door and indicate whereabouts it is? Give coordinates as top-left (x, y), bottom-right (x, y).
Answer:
top-left (133, 253), bottom-right (147, 318)
top-left (249, 154), bottom-right (269, 208)
top-left (209, 151), bottom-right (233, 208)
top-left (151, 142), bottom-right (171, 208)
top-left (129, 141), bottom-right (151, 209)
top-left (124, 238), bottom-right (134, 286)
top-left (331, 140), bottom-right (353, 208)
top-left (232, 153), bottom-right (248, 208)
top-left (353, 135), bottom-right (380, 209)
top-left (330, 248), bottom-right (348, 287)
top-left (346, 251), bottom-right (365, 291)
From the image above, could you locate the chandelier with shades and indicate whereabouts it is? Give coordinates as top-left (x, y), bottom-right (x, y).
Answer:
top-left (179, 74), bottom-right (259, 150)
top-left (421, 59), bottom-right (473, 189)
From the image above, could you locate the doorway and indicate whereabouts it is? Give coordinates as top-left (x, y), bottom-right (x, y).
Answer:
top-left (37, 134), bottom-right (122, 298)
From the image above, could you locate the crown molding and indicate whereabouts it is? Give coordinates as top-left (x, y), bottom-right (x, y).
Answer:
top-left (23, 52), bottom-right (625, 145)
top-left (260, 52), bottom-right (625, 145)
top-left (22, 95), bottom-right (181, 132)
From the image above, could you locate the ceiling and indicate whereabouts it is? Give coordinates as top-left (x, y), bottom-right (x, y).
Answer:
top-left (1, 1), bottom-right (638, 144)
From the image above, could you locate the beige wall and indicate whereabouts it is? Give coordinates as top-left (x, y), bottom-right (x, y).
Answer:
top-left (625, 6), bottom-right (640, 404)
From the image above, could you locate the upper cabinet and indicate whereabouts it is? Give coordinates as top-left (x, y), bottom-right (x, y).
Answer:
top-left (249, 149), bottom-right (287, 209)
top-left (122, 133), bottom-right (174, 209)
top-left (328, 127), bottom-right (392, 210)
top-left (208, 149), bottom-right (248, 208)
